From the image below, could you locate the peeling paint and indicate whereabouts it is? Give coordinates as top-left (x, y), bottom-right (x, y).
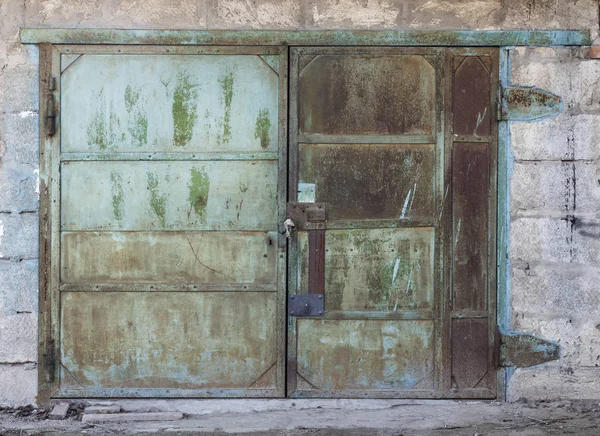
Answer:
top-left (147, 172), bottom-right (166, 227)
top-left (188, 167), bottom-right (210, 221)
top-left (172, 72), bottom-right (198, 147)
top-left (110, 171), bottom-right (124, 221)
top-left (218, 71), bottom-right (234, 145)
top-left (125, 85), bottom-right (148, 147)
top-left (254, 108), bottom-right (271, 150)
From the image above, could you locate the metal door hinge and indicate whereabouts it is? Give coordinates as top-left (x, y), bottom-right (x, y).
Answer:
top-left (46, 76), bottom-right (57, 136)
top-left (289, 294), bottom-right (324, 317)
top-left (497, 330), bottom-right (559, 368)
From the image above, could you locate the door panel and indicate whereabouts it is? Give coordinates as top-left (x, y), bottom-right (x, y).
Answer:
top-left (61, 231), bottom-right (278, 286)
top-left (297, 320), bottom-right (435, 391)
top-left (61, 160), bottom-right (277, 231)
top-left (298, 144), bottom-right (435, 222)
top-left (55, 47), bottom-right (287, 398)
top-left (288, 47), bottom-right (497, 398)
top-left (61, 54), bottom-right (279, 153)
top-left (299, 54), bottom-right (435, 136)
top-left (61, 292), bottom-right (277, 393)
top-left (298, 228), bottom-right (434, 311)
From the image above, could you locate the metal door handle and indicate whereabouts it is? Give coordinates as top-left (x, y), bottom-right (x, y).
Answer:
top-left (283, 219), bottom-right (295, 238)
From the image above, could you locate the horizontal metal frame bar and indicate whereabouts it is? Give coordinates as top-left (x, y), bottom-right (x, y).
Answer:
top-left (21, 29), bottom-right (591, 47)
top-left (60, 152), bottom-right (279, 161)
top-left (60, 283), bottom-right (278, 292)
top-left (312, 310), bottom-right (434, 320)
top-left (299, 134), bottom-right (435, 145)
top-left (289, 388), bottom-right (496, 399)
top-left (56, 387), bottom-right (281, 398)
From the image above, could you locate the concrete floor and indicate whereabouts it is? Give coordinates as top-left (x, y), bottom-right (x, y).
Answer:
top-left (1, 399), bottom-right (600, 435)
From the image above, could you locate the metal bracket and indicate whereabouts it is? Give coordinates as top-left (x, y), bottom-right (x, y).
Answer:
top-left (499, 86), bottom-right (561, 121)
top-left (498, 331), bottom-right (560, 368)
top-left (289, 294), bottom-right (324, 317)
top-left (286, 202), bottom-right (326, 230)
top-left (46, 76), bottom-right (57, 136)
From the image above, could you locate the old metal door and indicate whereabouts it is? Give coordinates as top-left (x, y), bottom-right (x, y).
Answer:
top-left (287, 47), bottom-right (498, 398)
top-left (53, 46), bottom-right (287, 397)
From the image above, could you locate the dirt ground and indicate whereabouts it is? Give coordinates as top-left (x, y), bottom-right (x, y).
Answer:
top-left (1, 400), bottom-right (599, 435)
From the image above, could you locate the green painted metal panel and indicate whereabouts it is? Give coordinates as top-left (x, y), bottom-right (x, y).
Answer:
top-left (61, 54), bottom-right (278, 153)
top-left (21, 28), bottom-right (591, 47)
top-left (61, 160), bottom-right (278, 231)
top-left (61, 231), bottom-right (278, 286)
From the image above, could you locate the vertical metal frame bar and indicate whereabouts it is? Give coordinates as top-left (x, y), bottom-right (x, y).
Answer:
top-left (275, 47), bottom-right (289, 398)
top-left (286, 47), bottom-right (300, 396)
top-left (496, 46), bottom-right (513, 400)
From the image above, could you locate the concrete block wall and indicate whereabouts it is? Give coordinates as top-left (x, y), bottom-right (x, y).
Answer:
top-left (0, 0), bottom-right (599, 406)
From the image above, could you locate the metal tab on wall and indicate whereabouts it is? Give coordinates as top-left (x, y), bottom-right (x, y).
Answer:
top-left (498, 331), bottom-right (560, 368)
top-left (499, 86), bottom-right (561, 121)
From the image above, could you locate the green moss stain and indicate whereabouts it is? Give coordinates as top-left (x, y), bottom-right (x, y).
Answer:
top-left (147, 172), bottom-right (166, 227)
top-left (217, 71), bottom-right (234, 145)
top-left (172, 72), bottom-right (198, 147)
top-left (254, 108), bottom-right (271, 150)
top-left (124, 85), bottom-right (148, 147)
top-left (188, 167), bottom-right (210, 221)
top-left (110, 171), bottom-right (124, 221)
top-left (87, 91), bottom-right (121, 150)
top-left (87, 112), bottom-right (107, 150)
top-left (124, 85), bottom-right (140, 112)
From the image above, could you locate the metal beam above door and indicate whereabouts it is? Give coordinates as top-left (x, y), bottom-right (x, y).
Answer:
top-left (21, 28), bottom-right (591, 47)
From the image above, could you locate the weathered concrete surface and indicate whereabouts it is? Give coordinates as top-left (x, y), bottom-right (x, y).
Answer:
top-left (509, 45), bottom-right (600, 401)
top-left (3, 400), bottom-right (600, 435)
top-left (0, 0), bottom-right (599, 406)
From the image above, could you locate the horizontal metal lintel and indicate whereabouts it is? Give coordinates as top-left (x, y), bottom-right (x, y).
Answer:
top-left (61, 152), bottom-right (279, 162)
top-left (21, 29), bottom-right (591, 47)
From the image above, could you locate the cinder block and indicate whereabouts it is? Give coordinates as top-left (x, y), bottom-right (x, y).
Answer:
top-left (510, 161), bottom-right (574, 215)
top-left (49, 402), bottom-right (70, 420)
top-left (0, 166), bottom-right (40, 213)
top-left (0, 363), bottom-right (37, 407)
top-left (573, 162), bottom-right (600, 213)
top-left (511, 51), bottom-right (600, 114)
top-left (510, 218), bottom-right (575, 263)
top-left (0, 65), bottom-right (39, 113)
top-left (1, 112), bottom-right (39, 164)
top-left (508, 365), bottom-right (600, 401)
top-left (0, 258), bottom-right (38, 314)
top-left (510, 113), bottom-right (600, 161)
top-left (512, 263), bottom-right (600, 317)
top-left (0, 312), bottom-right (37, 362)
top-left (0, 212), bottom-right (39, 260)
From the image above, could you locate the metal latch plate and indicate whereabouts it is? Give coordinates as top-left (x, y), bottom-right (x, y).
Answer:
top-left (289, 294), bottom-right (324, 317)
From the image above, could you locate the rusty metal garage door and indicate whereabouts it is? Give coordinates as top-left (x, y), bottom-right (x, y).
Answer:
top-left (41, 44), bottom-right (497, 400)
top-left (286, 47), bottom-right (498, 398)
top-left (51, 46), bottom-right (287, 397)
